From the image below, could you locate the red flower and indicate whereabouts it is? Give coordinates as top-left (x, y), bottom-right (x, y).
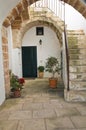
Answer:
top-left (19, 78), bottom-right (25, 84)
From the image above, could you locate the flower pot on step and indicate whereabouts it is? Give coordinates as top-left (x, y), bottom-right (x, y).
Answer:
top-left (49, 78), bottom-right (58, 88)
top-left (38, 72), bottom-right (44, 78)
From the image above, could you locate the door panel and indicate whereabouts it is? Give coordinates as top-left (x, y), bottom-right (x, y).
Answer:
top-left (22, 46), bottom-right (37, 78)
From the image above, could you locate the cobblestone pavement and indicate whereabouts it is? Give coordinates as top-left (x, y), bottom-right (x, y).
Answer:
top-left (0, 78), bottom-right (86, 130)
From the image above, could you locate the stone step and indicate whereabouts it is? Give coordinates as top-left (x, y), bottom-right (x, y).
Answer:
top-left (69, 72), bottom-right (86, 79)
top-left (69, 47), bottom-right (86, 50)
top-left (69, 48), bottom-right (86, 55)
top-left (68, 40), bottom-right (86, 45)
top-left (69, 54), bottom-right (86, 60)
top-left (69, 56), bottom-right (86, 60)
top-left (64, 89), bottom-right (86, 102)
top-left (70, 75), bottom-right (86, 82)
top-left (69, 71), bottom-right (86, 76)
top-left (69, 66), bottom-right (86, 72)
top-left (67, 30), bottom-right (85, 35)
top-left (69, 80), bottom-right (86, 90)
top-left (68, 43), bottom-right (86, 48)
top-left (69, 60), bottom-right (86, 66)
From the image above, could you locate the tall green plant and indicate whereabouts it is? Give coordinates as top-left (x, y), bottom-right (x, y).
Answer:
top-left (45, 57), bottom-right (61, 78)
top-left (37, 66), bottom-right (44, 72)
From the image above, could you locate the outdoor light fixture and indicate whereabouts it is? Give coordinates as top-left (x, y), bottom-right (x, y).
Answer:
top-left (39, 39), bottom-right (42, 45)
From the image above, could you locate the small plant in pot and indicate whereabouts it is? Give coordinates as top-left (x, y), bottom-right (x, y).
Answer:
top-left (45, 56), bottom-right (61, 88)
top-left (10, 73), bottom-right (24, 98)
top-left (37, 66), bottom-right (45, 78)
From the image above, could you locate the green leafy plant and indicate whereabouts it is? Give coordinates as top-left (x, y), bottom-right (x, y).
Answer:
top-left (45, 56), bottom-right (61, 78)
top-left (37, 66), bottom-right (45, 72)
top-left (10, 73), bottom-right (23, 92)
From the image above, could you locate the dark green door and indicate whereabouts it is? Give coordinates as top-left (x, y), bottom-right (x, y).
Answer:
top-left (22, 46), bottom-right (37, 78)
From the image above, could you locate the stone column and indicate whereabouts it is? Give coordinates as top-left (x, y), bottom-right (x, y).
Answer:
top-left (2, 25), bottom-right (10, 98)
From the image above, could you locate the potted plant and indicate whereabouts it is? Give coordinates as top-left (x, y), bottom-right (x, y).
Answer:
top-left (45, 56), bottom-right (61, 88)
top-left (10, 73), bottom-right (24, 97)
top-left (37, 66), bottom-right (45, 78)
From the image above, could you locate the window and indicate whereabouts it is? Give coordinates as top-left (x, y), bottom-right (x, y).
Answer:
top-left (36, 27), bottom-right (44, 35)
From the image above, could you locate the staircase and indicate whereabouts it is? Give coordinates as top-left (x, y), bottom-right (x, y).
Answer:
top-left (65, 30), bottom-right (86, 101)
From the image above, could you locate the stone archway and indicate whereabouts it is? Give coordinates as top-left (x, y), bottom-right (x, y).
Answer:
top-left (12, 17), bottom-right (63, 48)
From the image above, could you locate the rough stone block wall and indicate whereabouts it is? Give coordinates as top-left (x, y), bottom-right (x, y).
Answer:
top-left (64, 30), bottom-right (86, 102)
top-left (1, 26), bottom-right (10, 97)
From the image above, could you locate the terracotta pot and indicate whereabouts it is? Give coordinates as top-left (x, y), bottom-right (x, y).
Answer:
top-left (14, 90), bottom-right (21, 98)
top-left (49, 78), bottom-right (58, 88)
top-left (38, 72), bottom-right (44, 78)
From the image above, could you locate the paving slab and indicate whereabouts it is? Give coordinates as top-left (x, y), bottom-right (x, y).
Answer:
top-left (77, 106), bottom-right (86, 115)
top-left (7, 104), bottom-right (23, 111)
top-left (46, 117), bottom-right (75, 130)
top-left (18, 119), bottom-right (46, 130)
top-left (0, 120), bottom-right (18, 130)
top-left (33, 109), bottom-right (56, 118)
top-left (48, 128), bottom-right (86, 130)
top-left (22, 102), bottom-right (43, 110)
top-left (8, 111), bottom-right (32, 120)
top-left (33, 97), bottom-right (50, 103)
top-left (61, 102), bottom-right (86, 108)
top-left (50, 99), bottom-right (63, 104)
top-left (55, 107), bottom-right (80, 117)
top-left (0, 111), bottom-right (10, 120)
top-left (20, 97), bottom-right (33, 103)
top-left (43, 102), bottom-right (63, 109)
top-left (71, 116), bottom-right (86, 128)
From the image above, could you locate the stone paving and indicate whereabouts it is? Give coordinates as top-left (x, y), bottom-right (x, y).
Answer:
top-left (0, 78), bottom-right (86, 130)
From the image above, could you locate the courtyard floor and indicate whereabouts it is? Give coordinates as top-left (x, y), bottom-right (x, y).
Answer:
top-left (0, 78), bottom-right (86, 130)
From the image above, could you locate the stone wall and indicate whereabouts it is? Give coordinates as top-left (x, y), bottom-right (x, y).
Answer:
top-left (1, 26), bottom-right (10, 97)
top-left (12, 29), bottom-right (21, 48)
top-left (64, 30), bottom-right (86, 102)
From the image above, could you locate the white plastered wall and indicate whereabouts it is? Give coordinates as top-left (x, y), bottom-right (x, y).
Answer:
top-left (12, 48), bottom-right (22, 77)
top-left (0, 25), bottom-right (5, 105)
top-left (7, 26), bottom-right (22, 77)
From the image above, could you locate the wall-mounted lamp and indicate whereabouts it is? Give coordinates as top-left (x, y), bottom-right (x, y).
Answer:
top-left (39, 39), bottom-right (42, 45)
